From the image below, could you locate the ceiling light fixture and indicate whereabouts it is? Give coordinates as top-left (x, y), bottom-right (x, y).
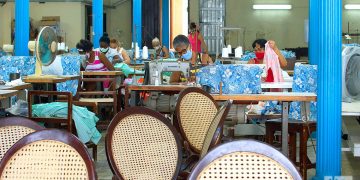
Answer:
top-left (345, 4), bottom-right (360, 10)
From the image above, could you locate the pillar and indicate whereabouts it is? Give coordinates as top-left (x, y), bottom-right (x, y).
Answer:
top-left (132, 0), bottom-right (142, 47)
top-left (14, 0), bottom-right (29, 56)
top-left (162, 0), bottom-right (170, 48)
top-left (313, 0), bottom-right (342, 178)
top-left (308, 0), bottom-right (318, 65)
top-left (93, 0), bottom-right (103, 48)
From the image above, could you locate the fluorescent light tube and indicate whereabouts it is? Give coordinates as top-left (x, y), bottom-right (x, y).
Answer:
top-left (345, 4), bottom-right (360, 10)
top-left (253, 4), bottom-right (292, 10)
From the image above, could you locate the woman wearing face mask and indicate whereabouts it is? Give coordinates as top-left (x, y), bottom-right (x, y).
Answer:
top-left (188, 22), bottom-right (211, 65)
top-left (110, 39), bottom-right (131, 64)
top-left (248, 39), bottom-right (287, 82)
top-left (173, 34), bottom-right (198, 66)
top-left (99, 33), bottom-right (121, 65)
top-left (151, 37), bottom-right (169, 59)
top-left (76, 39), bottom-right (114, 91)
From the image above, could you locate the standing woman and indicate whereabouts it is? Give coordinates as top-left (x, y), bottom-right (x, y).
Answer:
top-left (188, 22), bottom-right (211, 65)
top-left (110, 39), bottom-right (131, 64)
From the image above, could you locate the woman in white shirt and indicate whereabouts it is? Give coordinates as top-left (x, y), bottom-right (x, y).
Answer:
top-left (110, 39), bottom-right (131, 65)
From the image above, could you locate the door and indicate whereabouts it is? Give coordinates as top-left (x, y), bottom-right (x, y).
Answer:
top-left (142, 0), bottom-right (160, 47)
top-left (200, 0), bottom-right (225, 55)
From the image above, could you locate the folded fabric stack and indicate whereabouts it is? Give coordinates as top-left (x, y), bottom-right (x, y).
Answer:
top-left (197, 64), bottom-right (263, 94)
top-left (56, 54), bottom-right (81, 96)
top-left (0, 56), bottom-right (36, 82)
top-left (240, 50), bottom-right (296, 61)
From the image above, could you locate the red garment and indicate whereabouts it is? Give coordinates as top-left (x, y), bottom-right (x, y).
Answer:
top-left (188, 32), bottom-right (202, 53)
top-left (254, 58), bottom-right (274, 82)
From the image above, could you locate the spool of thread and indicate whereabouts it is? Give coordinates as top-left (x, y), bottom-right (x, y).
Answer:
top-left (222, 48), bottom-right (229, 58)
top-left (227, 44), bottom-right (232, 54)
top-left (142, 46), bottom-right (148, 59)
top-left (3, 44), bottom-right (14, 53)
top-left (135, 45), bottom-right (140, 59)
top-left (235, 46), bottom-right (243, 58)
top-left (28, 41), bottom-right (35, 52)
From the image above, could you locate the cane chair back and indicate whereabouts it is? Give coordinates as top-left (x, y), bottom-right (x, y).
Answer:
top-left (106, 107), bottom-right (182, 180)
top-left (189, 140), bottom-right (302, 180)
top-left (200, 100), bottom-right (232, 158)
top-left (0, 116), bottom-right (45, 160)
top-left (176, 87), bottom-right (219, 153)
top-left (0, 129), bottom-right (96, 179)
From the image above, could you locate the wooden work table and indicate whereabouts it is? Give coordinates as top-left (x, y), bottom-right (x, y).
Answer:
top-left (81, 71), bottom-right (123, 76)
top-left (212, 92), bottom-right (316, 102)
top-left (0, 83), bottom-right (32, 90)
top-left (23, 75), bottom-right (79, 84)
top-left (0, 90), bottom-right (18, 100)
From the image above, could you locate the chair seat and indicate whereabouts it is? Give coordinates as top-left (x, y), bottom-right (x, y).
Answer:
top-left (79, 98), bottom-right (114, 103)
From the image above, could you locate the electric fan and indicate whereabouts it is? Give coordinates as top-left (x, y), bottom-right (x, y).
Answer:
top-left (342, 46), bottom-right (360, 102)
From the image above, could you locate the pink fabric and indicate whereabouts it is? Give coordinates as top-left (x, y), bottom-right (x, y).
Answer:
top-left (188, 32), bottom-right (202, 53)
top-left (85, 51), bottom-right (108, 72)
top-left (85, 51), bottom-right (110, 88)
top-left (263, 42), bottom-right (284, 83)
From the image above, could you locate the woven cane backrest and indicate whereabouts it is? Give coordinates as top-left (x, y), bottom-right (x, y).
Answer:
top-left (106, 107), bottom-right (181, 180)
top-left (197, 152), bottom-right (294, 180)
top-left (0, 117), bottom-right (45, 160)
top-left (200, 100), bottom-right (232, 158)
top-left (0, 129), bottom-right (96, 180)
top-left (189, 140), bottom-right (302, 180)
top-left (177, 88), bottom-right (218, 153)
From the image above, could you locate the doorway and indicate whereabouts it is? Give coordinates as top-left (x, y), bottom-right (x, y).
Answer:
top-left (141, 0), bottom-right (160, 48)
top-left (85, 5), bottom-right (107, 42)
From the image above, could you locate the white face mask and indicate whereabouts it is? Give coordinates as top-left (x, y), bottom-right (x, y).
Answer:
top-left (100, 47), bottom-right (109, 53)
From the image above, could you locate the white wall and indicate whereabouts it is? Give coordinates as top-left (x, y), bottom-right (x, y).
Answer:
top-left (107, 0), bottom-right (132, 49)
top-left (0, 2), bottom-right (85, 48)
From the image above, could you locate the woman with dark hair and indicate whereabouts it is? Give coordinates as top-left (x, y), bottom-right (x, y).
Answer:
top-left (248, 39), bottom-right (287, 82)
top-left (99, 33), bottom-right (121, 65)
top-left (76, 39), bottom-right (114, 91)
top-left (188, 22), bottom-right (210, 65)
top-left (173, 34), bottom-right (198, 66)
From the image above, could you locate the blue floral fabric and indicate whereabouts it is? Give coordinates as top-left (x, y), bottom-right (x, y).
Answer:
top-left (0, 56), bottom-right (36, 82)
top-left (240, 50), bottom-right (296, 61)
top-left (289, 63), bottom-right (317, 121)
top-left (262, 101), bottom-right (282, 115)
top-left (197, 64), bottom-right (263, 94)
top-left (56, 54), bottom-right (81, 96)
top-left (0, 50), bottom-right (6, 57)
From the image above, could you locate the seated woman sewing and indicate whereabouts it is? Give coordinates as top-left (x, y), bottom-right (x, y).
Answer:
top-left (76, 39), bottom-right (114, 91)
top-left (247, 39), bottom-right (287, 82)
top-left (98, 33), bottom-right (121, 65)
top-left (110, 38), bottom-right (131, 65)
top-left (150, 37), bottom-right (170, 60)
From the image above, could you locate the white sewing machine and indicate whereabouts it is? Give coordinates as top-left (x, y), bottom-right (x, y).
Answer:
top-left (148, 60), bottom-right (191, 85)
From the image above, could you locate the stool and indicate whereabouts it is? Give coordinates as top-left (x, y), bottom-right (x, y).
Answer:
top-left (265, 120), bottom-right (316, 180)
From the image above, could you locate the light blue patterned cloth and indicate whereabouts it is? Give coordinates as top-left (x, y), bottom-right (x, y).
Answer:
top-left (197, 64), bottom-right (263, 94)
top-left (56, 54), bottom-right (81, 96)
top-left (240, 50), bottom-right (296, 61)
top-left (0, 56), bottom-right (36, 82)
top-left (343, 43), bottom-right (360, 47)
top-left (0, 50), bottom-right (6, 57)
top-left (289, 63), bottom-right (317, 121)
top-left (31, 102), bottom-right (101, 144)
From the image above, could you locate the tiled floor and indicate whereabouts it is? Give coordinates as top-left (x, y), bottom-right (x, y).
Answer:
top-left (93, 131), bottom-right (360, 180)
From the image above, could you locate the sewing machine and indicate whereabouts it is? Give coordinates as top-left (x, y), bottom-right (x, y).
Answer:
top-left (147, 60), bottom-right (191, 85)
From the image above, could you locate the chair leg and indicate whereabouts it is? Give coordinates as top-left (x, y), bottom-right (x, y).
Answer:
top-left (265, 125), bottom-right (275, 144)
top-left (300, 125), bottom-right (308, 180)
top-left (93, 145), bottom-right (97, 162)
top-left (289, 132), bottom-right (297, 164)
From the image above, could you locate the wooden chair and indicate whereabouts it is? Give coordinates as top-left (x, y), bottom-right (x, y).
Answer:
top-left (188, 140), bottom-right (302, 180)
top-left (105, 107), bottom-right (182, 180)
top-left (175, 87), bottom-right (219, 154)
top-left (266, 120), bottom-right (316, 179)
top-left (0, 129), bottom-right (97, 179)
top-left (0, 116), bottom-right (45, 160)
top-left (78, 71), bottom-right (119, 128)
top-left (179, 100), bottom-right (233, 179)
top-left (28, 90), bottom-right (98, 161)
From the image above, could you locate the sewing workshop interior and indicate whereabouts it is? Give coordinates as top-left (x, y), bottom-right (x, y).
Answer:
top-left (0, 0), bottom-right (359, 179)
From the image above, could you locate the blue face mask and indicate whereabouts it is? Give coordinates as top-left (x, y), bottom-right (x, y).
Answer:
top-left (181, 50), bottom-right (192, 60)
